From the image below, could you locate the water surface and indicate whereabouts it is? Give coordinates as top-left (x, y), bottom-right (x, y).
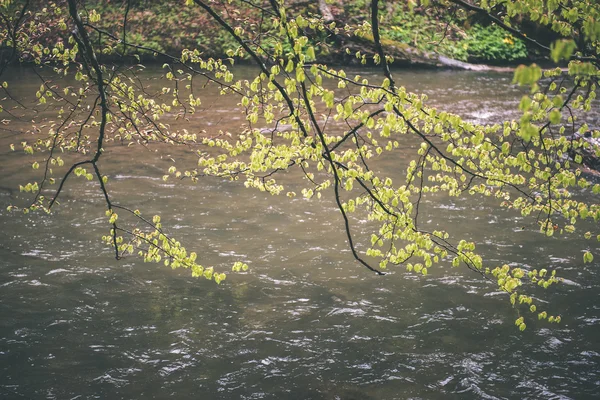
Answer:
top-left (0, 66), bottom-right (599, 399)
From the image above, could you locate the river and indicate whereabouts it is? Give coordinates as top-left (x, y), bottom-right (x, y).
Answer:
top-left (0, 66), bottom-right (599, 399)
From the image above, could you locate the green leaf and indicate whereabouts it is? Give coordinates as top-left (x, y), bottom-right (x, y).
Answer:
top-left (530, 305), bottom-right (536, 313)
top-left (550, 39), bottom-right (577, 63)
top-left (513, 64), bottom-right (542, 86)
top-left (549, 109), bottom-right (561, 124)
top-left (519, 322), bottom-right (526, 331)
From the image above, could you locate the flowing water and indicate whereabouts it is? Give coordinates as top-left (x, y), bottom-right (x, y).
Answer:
top-left (0, 66), bottom-right (599, 399)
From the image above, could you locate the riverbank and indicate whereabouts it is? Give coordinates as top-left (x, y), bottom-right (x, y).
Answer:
top-left (79, 1), bottom-right (536, 68)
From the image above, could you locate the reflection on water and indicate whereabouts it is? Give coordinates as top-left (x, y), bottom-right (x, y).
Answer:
top-left (0, 67), bottom-right (599, 399)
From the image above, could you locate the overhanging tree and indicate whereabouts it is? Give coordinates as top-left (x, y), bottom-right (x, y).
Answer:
top-left (1, 0), bottom-right (599, 331)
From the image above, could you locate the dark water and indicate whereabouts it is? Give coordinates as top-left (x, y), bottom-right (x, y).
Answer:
top-left (0, 67), bottom-right (599, 399)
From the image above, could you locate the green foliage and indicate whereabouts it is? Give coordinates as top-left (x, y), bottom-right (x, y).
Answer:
top-left (551, 39), bottom-right (577, 63)
top-left (381, 11), bottom-right (470, 61)
top-left (463, 24), bottom-right (528, 62)
top-left (358, 3), bottom-right (530, 63)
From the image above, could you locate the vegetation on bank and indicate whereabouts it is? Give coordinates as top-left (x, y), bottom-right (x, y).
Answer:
top-left (80, 0), bottom-right (531, 64)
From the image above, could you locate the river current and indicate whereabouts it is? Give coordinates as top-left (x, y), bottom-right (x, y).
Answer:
top-left (0, 66), bottom-right (599, 399)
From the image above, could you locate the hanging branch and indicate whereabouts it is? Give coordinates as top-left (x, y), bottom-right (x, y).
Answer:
top-left (53, 0), bottom-right (120, 259)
